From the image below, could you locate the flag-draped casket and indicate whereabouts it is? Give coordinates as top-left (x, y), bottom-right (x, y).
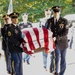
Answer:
top-left (21, 28), bottom-right (55, 54)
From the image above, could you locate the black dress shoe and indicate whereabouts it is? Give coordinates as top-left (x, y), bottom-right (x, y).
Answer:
top-left (44, 66), bottom-right (46, 69)
top-left (50, 68), bottom-right (52, 73)
top-left (7, 70), bottom-right (12, 74)
top-left (24, 60), bottom-right (25, 63)
top-left (54, 72), bottom-right (59, 75)
top-left (27, 61), bottom-right (30, 65)
top-left (44, 66), bottom-right (47, 71)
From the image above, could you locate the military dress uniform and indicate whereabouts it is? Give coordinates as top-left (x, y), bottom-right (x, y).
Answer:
top-left (1, 14), bottom-right (12, 74)
top-left (39, 9), bottom-right (55, 71)
top-left (45, 6), bottom-right (69, 75)
top-left (19, 21), bottom-right (32, 64)
top-left (7, 12), bottom-right (23, 75)
top-left (19, 22), bottom-right (32, 30)
top-left (39, 17), bottom-right (48, 28)
top-left (39, 16), bottom-right (50, 70)
top-left (39, 8), bottom-right (51, 28)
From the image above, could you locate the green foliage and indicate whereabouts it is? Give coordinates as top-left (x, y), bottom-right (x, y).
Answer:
top-left (0, 0), bottom-right (74, 25)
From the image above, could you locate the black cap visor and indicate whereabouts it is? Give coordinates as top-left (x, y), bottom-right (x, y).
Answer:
top-left (11, 16), bottom-right (18, 18)
top-left (53, 9), bottom-right (60, 12)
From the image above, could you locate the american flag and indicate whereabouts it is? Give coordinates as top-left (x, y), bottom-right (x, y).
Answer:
top-left (7, 0), bottom-right (13, 23)
top-left (21, 28), bottom-right (55, 54)
top-left (7, 0), bottom-right (13, 15)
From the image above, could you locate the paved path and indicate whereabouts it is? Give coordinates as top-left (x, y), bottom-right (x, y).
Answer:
top-left (0, 40), bottom-right (75, 75)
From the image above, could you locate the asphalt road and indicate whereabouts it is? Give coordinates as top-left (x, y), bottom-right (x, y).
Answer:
top-left (0, 39), bottom-right (75, 75)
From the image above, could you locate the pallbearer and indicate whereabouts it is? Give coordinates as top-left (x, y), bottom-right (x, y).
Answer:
top-left (7, 12), bottom-right (23, 75)
top-left (1, 14), bottom-right (12, 74)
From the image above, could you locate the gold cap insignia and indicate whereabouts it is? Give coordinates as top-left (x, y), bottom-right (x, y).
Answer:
top-left (14, 13), bottom-right (16, 16)
top-left (56, 7), bottom-right (58, 9)
top-left (5, 15), bottom-right (8, 18)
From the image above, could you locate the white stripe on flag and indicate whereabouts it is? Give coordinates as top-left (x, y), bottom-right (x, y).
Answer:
top-left (23, 34), bottom-right (31, 51)
top-left (48, 30), bottom-right (53, 38)
top-left (48, 30), bottom-right (54, 52)
top-left (48, 38), bottom-right (54, 52)
top-left (25, 43), bottom-right (31, 51)
top-left (21, 28), bottom-right (54, 54)
top-left (28, 28), bottom-right (40, 49)
top-left (38, 28), bottom-right (44, 47)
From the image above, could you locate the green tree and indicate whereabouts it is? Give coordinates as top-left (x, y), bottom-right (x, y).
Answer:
top-left (0, 0), bottom-right (74, 25)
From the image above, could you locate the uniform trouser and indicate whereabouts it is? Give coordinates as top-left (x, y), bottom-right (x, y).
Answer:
top-left (4, 50), bottom-right (11, 72)
top-left (23, 53), bottom-right (30, 63)
top-left (11, 52), bottom-right (23, 75)
top-left (55, 45), bottom-right (67, 75)
top-left (42, 51), bottom-right (48, 68)
top-left (70, 37), bottom-right (73, 49)
top-left (50, 51), bottom-right (55, 71)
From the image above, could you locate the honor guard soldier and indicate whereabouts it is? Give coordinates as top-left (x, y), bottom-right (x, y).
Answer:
top-left (39, 8), bottom-right (55, 71)
top-left (7, 12), bottom-right (23, 75)
top-left (45, 6), bottom-right (69, 75)
top-left (39, 8), bottom-right (51, 28)
top-left (19, 13), bottom-right (32, 30)
top-left (1, 14), bottom-right (12, 74)
top-left (39, 8), bottom-right (51, 70)
top-left (19, 13), bottom-right (32, 64)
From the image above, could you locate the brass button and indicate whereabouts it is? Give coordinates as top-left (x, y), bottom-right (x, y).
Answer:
top-left (55, 34), bottom-right (57, 35)
top-left (55, 28), bottom-right (56, 30)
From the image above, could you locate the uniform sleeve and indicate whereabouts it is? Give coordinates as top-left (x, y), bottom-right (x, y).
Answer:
top-left (60, 19), bottom-right (69, 37)
top-left (45, 19), bottom-right (51, 30)
top-left (1, 27), bottom-right (5, 37)
top-left (18, 23), bottom-right (23, 30)
top-left (1, 27), bottom-right (7, 41)
top-left (28, 22), bottom-right (32, 27)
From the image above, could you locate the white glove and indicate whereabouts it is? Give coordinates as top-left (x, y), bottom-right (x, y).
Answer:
top-left (53, 37), bottom-right (56, 41)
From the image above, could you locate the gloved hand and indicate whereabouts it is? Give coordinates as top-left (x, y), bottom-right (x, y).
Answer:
top-left (53, 37), bottom-right (56, 41)
top-left (56, 36), bottom-right (62, 40)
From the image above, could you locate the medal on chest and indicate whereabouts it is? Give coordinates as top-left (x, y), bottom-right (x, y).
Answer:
top-left (21, 26), bottom-right (24, 29)
top-left (15, 29), bottom-right (18, 34)
top-left (59, 24), bottom-right (64, 29)
top-left (8, 31), bottom-right (11, 36)
top-left (28, 25), bottom-right (31, 27)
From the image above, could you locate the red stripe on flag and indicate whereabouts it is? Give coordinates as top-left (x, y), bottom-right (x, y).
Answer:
top-left (33, 28), bottom-right (41, 47)
top-left (23, 30), bottom-right (35, 50)
top-left (22, 42), bottom-right (34, 54)
top-left (52, 38), bottom-right (56, 50)
top-left (21, 28), bottom-right (54, 54)
top-left (22, 42), bottom-right (27, 52)
top-left (21, 33), bottom-right (33, 54)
